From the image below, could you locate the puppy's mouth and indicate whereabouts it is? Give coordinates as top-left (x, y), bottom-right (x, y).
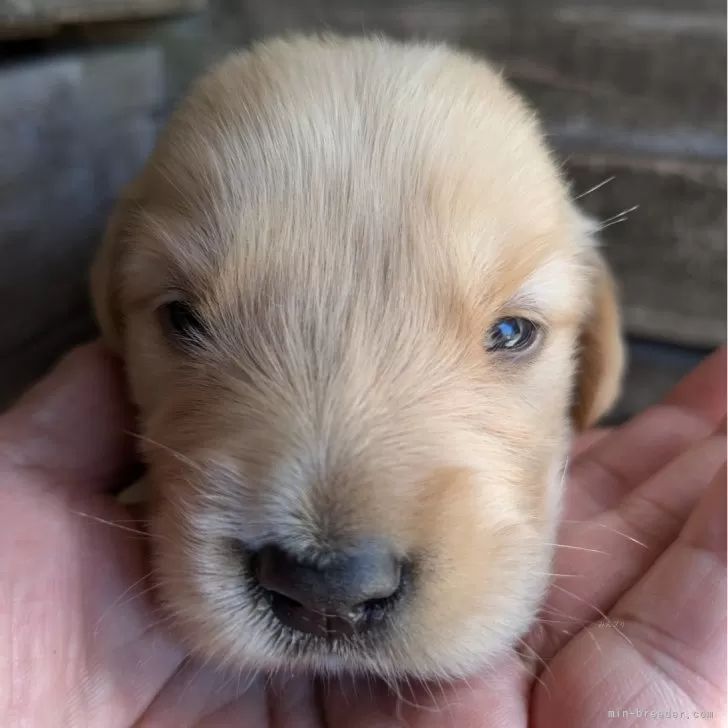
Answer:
top-left (236, 541), bottom-right (409, 653)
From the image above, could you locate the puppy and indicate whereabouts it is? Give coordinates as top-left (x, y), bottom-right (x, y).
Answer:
top-left (91, 34), bottom-right (624, 681)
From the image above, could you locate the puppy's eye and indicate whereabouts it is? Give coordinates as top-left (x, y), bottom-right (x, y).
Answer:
top-left (485, 317), bottom-right (539, 353)
top-left (160, 300), bottom-right (206, 345)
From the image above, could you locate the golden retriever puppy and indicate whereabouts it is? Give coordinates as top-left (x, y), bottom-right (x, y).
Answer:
top-left (91, 34), bottom-right (624, 681)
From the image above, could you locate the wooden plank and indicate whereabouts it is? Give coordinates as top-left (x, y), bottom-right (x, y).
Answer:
top-left (234, 1), bottom-right (725, 159)
top-left (564, 154), bottom-right (726, 348)
top-left (0, 47), bottom-right (164, 410)
top-left (308, 0), bottom-right (725, 12)
top-left (0, 0), bottom-right (204, 30)
top-left (459, 11), bottom-right (726, 159)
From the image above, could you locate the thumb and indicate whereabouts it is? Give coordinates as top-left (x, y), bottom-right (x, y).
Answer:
top-left (0, 342), bottom-right (134, 491)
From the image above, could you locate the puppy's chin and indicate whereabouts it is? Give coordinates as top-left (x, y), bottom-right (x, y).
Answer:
top-left (144, 453), bottom-right (566, 681)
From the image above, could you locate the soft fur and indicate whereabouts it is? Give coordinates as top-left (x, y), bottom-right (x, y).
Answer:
top-left (91, 34), bottom-right (624, 681)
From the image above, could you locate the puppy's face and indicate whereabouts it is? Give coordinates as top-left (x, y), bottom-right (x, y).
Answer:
top-left (92, 36), bottom-right (623, 680)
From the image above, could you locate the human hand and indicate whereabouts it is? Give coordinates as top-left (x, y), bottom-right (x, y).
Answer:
top-left (0, 344), bottom-right (724, 727)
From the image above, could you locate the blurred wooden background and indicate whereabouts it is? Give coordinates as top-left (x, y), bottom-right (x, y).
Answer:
top-left (1, 0), bottom-right (725, 418)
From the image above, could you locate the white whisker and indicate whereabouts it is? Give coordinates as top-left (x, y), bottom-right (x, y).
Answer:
top-left (93, 569), bottom-right (159, 635)
top-left (595, 205), bottom-right (639, 231)
top-left (72, 510), bottom-right (149, 538)
top-left (551, 584), bottom-right (633, 647)
top-left (573, 176), bottom-right (615, 201)
top-left (516, 637), bottom-right (552, 696)
top-left (544, 543), bottom-right (610, 555)
top-left (560, 520), bottom-right (648, 549)
top-left (125, 430), bottom-right (206, 474)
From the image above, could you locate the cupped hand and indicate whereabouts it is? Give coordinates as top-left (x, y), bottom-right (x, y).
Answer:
top-left (0, 344), bottom-right (724, 727)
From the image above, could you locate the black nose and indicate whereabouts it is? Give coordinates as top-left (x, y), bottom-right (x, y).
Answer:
top-left (251, 543), bottom-right (403, 638)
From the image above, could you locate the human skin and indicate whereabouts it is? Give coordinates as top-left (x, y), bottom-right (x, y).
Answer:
top-left (0, 343), bottom-right (725, 728)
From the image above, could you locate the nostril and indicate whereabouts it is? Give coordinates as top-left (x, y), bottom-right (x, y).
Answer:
top-left (247, 542), bottom-right (406, 636)
top-left (356, 563), bottom-right (409, 614)
top-left (360, 595), bottom-right (396, 612)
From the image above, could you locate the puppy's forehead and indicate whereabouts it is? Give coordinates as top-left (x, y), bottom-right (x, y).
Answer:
top-left (139, 37), bottom-right (582, 313)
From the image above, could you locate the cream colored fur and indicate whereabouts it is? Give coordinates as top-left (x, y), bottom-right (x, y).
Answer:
top-left (91, 34), bottom-right (624, 680)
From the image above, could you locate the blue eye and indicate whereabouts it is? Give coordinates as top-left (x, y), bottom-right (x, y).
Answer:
top-left (486, 317), bottom-right (538, 352)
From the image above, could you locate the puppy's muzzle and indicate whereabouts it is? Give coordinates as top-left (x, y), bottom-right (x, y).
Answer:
top-left (248, 542), bottom-right (406, 639)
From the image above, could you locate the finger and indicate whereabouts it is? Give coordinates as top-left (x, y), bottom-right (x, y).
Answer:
top-left (531, 467), bottom-right (727, 728)
top-left (663, 347), bottom-right (727, 423)
top-left (570, 427), bottom-right (612, 458)
top-left (0, 342), bottom-right (134, 492)
top-left (532, 432), bottom-right (725, 662)
top-left (321, 661), bottom-right (530, 728)
top-left (132, 662), bottom-right (269, 727)
top-left (681, 463), bottom-right (726, 558)
top-left (567, 347), bottom-right (727, 519)
top-left (608, 464), bottom-right (726, 708)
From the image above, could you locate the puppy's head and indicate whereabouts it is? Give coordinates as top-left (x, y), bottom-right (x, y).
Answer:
top-left (91, 35), bottom-right (623, 680)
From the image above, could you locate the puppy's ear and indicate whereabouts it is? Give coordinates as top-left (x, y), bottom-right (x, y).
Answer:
top-left (90, 180), bottom-right (140, 355)
top-left (572, 249), bottom-right (625, 430)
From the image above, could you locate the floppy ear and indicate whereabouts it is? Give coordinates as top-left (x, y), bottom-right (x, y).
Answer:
top-left (90, 180), bottom-right (141, 356)
top-left (571, 251), bottom-right (625, 430)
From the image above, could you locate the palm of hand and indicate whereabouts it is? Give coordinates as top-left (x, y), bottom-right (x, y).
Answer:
top-left (1, 345), bottom-right (724, 728)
